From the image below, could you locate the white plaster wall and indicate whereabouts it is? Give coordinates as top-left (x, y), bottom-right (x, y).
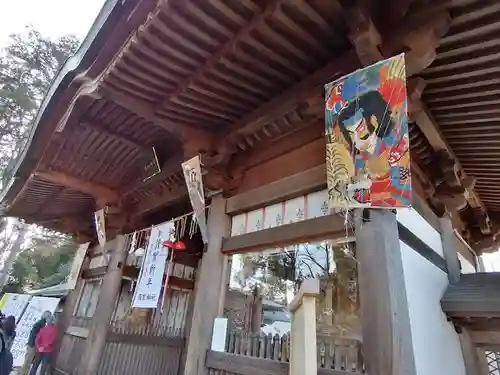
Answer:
top-left (458, 253), bottom-right (476, 274)
top-left (397, 208), bottom-right (444, 256)
top-left (400, 241), bottom-right (466, 375)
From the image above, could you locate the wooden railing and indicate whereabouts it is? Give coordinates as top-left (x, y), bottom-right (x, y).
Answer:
top-left (215, 330), bottom-right (364, 374)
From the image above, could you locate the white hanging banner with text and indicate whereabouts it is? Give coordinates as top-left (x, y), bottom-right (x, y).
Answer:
top-left (182, 155), bottom-right (208, 244)
top-left (131, 222), bottom-right (173, 309)
top-left (11, 296), bottom-right (60, 367)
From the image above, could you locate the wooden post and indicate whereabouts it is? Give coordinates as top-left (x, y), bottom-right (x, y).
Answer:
top-left (459, 328), bottom-right (483, 375)
top-left (183, 195), bottom-right (230, 375)
top-left (54, 257), bottom-right (90, 362)
top-left (477, 348), bottom-right (489, 375)
top-left (355, 209), bottom-right (417, 375)
top-left (440, 217), bottom-right (461, 284)
top-left (288, 279), bottom-right (320, 375)
top-left (76, 235), bottom-right (128, 375)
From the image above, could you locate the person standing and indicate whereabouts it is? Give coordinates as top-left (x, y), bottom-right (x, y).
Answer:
top-left (20, 310), bottom-right (52, 375)
top-left (28, 315), bottom-right (58, 375)
top-left (0, 321), bottom-right (13, 375)
top-left (0, 316), bottom-right (16, 350)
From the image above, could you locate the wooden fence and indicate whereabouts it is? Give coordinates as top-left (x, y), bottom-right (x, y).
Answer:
top-left (55, 315), bottom-right (184, 375)
top-left (206, 330), bottom-right (364, 375)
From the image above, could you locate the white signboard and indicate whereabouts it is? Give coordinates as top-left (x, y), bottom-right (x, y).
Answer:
top-left (131, 222), bottom-right (173, 309)
top-left (67, 242), bottom-right (90, 290)
top-left (0, 293), bottom-right (31, 322)
top-left (11, 296), bottom-right (60, 367)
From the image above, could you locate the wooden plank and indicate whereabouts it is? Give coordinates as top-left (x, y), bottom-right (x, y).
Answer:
top-left (35, 170), bottom-right (118, 203)
top-left (182, 195), bottom-right (230, 375)
top-left (470, 330), bottom-right (500, 346)
top-left (106, 332), bottom-right (184, 347)
top-left (356, 209), bottom-right (417, 375)
top-left (398, 223), bottom-right (447, 273)
top-left (66, 326), bottom-right (89, 339)
top-left (226, 165), bottom-right (326, 215)
top-left (76, 235), bottom-right (128, 375)
top-left (440, 217), bottom-right (462, 284)
top-left (206, 351), bottom-right (361, 375)
top-left (206, 351), bottom-right (288, 375)
top-left (222, 214), bottom-right (349, 254)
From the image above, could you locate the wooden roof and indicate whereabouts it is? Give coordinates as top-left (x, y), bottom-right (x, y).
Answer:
top-left (442, 273), bottom-right (500, 318)
top-left (3, 0), bottom-right (500, 250)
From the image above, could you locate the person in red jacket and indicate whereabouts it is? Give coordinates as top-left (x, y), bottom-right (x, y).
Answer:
top-left (28, 315), bottom-right (58, 375)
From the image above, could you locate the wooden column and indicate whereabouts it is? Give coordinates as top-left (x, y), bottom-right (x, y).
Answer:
top-left (76, 235), bottom-right (128, 375)
top-left (54, 257), bottom-right (90, 360)
top-left (183, 195), bottom-right (230, 375)
top-left (355, 209), bottom-right (417, 375)
top-left (440, 217), bottom-right (461, 284)
top-left (288, 279), bottom-right (320, 375)
top-left (459, 328), bottom-right (483, 375)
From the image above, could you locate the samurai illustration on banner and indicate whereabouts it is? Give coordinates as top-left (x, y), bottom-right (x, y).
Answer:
top-left (325, 53), bottom-right (411, 209)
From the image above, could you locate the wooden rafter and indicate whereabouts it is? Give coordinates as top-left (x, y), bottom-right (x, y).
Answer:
top-left (152, 0), bottom-right (284, 116)
top-left (133, 181), bottom-right (187, 216)
top-left (99, 86), bottom-right (207, 140)
top-left (34, 170), bottom-right (118, 204)
top-left (80, 121), bottom-right (148, 150)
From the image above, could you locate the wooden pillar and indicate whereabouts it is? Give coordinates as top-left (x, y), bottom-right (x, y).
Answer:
top-left (459, 328), bottom-right (483, 375)
top-left (54, 257), bottom-right (90, 361)
top-left (440, 217), bottom-right (461, 284)
top-left (355, 209), bottom-right (417, 375)
top-left (76, 235), bottom-right (128, 375)
top-left (183, 195), bottom-right (230, 375)
top-left (477, 348), bottom-right (490, 375)
top-left (288, 279), bottom-right (320, 375)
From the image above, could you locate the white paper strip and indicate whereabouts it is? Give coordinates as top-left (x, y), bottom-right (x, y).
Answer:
top-left (94, 208), bottom-right (106, 247)
top-left (131, 222), bottom-right (174, 309)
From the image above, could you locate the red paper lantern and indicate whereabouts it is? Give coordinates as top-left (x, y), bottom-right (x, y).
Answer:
top-left (173, 241), bottom-right (187, 251)
top-left (162, 240), bottom-right (175, 248)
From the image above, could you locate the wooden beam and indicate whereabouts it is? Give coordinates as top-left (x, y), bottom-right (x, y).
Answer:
top-left (80, 121), bottom-right (148, 150)
top-left (355, 209), bottom-right (417, 375)
top-left (440, 217), bottom-right (462, 284)
top-left (77, 235), bottom-right (128, 375)
top-left (226, 165), bottom-right (326, 215)
top-left (470, 330), bottom-right (500, 347)
top-left (223, 50), bottom-right (360, 146)
top-left (99, 86), bottom-right (208, 140)
top-left (133, 181), bottom-right (187, 216)
top-left (35, 170), bottom-right (118, 203)
top-left (222, 214), bottom-right (349, 254)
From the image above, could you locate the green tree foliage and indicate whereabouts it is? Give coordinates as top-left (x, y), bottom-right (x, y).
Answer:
top-left (0, 27), bottom-right (79, 182)
top-left (0, 28), bottom-right (80, 293)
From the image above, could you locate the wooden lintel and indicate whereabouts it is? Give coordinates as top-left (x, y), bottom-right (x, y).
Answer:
top-left (35, 170), bottom-right (118, 203)
top-left (222, 214), bottom-right (349, 254)
top-left (469, 331), bottom-right (500, 347)
top-left (80, 121), bottom-right (148, 150)
top-left (133, 182), bottom-right (187, 216)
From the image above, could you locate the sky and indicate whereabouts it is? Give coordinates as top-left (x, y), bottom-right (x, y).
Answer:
top-left (0, 0), bottom-right (105, 44)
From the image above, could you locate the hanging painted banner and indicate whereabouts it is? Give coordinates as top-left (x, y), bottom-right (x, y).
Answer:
top-left (325, 53), bottom-right (411, 209)
top-left (0, 293), bottom-right (31, 322)
top-left (11, 296), bottom-right (60, 366)
top-left (132, 222), bottom-right (174, 309)
top-left (67, 242), bottom-right (90, 290)
top-left (182, 155), bottom-right (208, 243)
top-left (94, 208), bottom-right (106, 247)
